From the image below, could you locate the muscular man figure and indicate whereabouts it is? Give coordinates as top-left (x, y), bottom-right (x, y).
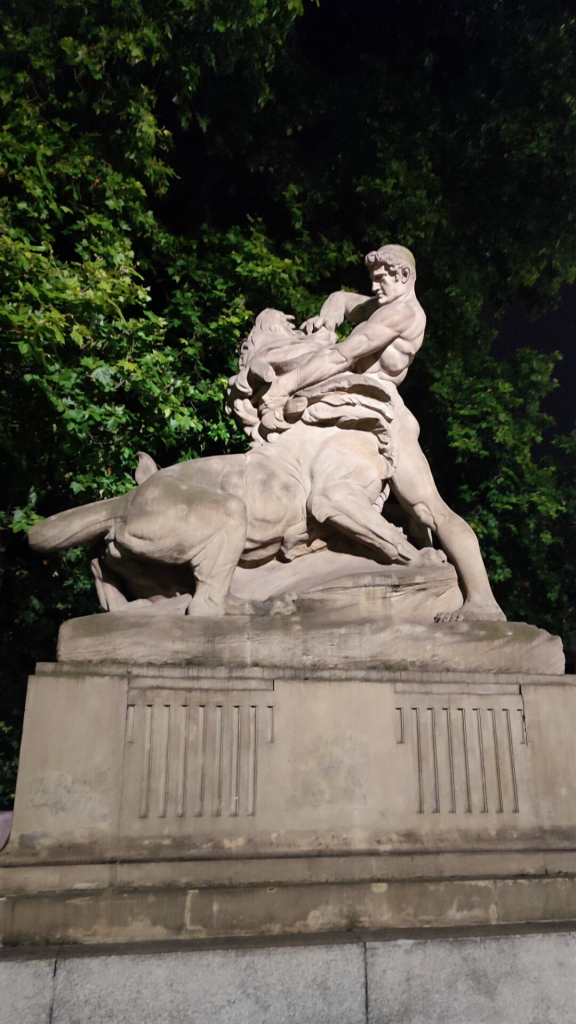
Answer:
top-left (263, 244), bottom-right (505, 622)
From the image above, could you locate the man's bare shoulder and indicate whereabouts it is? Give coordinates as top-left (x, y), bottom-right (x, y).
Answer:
top-left (367, 297), bottom-right (424, 334)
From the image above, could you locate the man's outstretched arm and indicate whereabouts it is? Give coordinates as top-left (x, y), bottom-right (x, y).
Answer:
top-left (264, 311), bottom-right (410, 411)
top-left (301, 291), bottom-right (377, 333)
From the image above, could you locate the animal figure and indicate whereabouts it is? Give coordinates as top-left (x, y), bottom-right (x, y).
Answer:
top-left (28, 311), bottom-right (440, 615)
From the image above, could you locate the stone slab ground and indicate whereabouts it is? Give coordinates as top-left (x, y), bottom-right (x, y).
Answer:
top-left (3, 929), bottom-right (576, 1024)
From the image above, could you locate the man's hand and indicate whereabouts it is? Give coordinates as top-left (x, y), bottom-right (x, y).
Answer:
top-left (300, 315), bottom-right (336, 335)
top-left (258, 376), bottom-right (291, 431)
top-left (300, 292), bottom-right (375, 335)
top-left (261, 376), bottom-right (290, 412)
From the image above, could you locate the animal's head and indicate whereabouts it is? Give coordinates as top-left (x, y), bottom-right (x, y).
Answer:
top-left (226, 307), bottom-right (335, 442)
top-left (238, 309), bottom-right (298, 369)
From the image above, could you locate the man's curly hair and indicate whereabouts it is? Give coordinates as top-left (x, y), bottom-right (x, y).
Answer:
top-left (364, 243), bottom-right (416, 276)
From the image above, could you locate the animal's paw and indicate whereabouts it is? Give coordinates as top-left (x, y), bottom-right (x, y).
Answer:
top-left (269, 592), bottom-right (298, 617)
top-left (414, 547), bottom-right (447, 567)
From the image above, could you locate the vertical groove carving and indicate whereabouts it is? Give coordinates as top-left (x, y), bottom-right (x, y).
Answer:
top-left (429, 708), bottom-right (439, 813)
top-left (127, 699), bottom-right (274, 821)
top-left (126, 705), bottom-right (135, 744)
top-left (396, 701), bottom-right (524, 816)
top-left (491, 708), bottom-right (504, 813)
top-left (396, 707), bottom-right (405, 744)
top-left (212, 705), bottom-right (224, 817)
top-left (138, 704), bottom-right (153, 819)
top-left (267, 706), bottom-right (275, 744)
top-left (444, 707), bottom-right (456, 813)
top-left (460, 708), bottom-right (472, 813)
top-left (505, 708), bottom-right (519, 812)
top-left (157, 705), bottom-right (171, 818)
top-left (229, 705), bottom-right (241, 817)
top-left (475, 708), bottom-right (488, 813)
top-left (413, 707), bottom-right (423, 814)
top-left (176, 705), bottom-right (188, 818)
top-left (194, 705), bottom-right (206, 817)
top-left (247, 705), bottom-right (258, 816)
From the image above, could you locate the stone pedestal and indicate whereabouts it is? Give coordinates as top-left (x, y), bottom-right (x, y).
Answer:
top-left (0, 589), bottom-right (573, 948)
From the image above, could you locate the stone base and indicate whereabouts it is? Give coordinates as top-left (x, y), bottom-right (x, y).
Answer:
top-left (1, 633), bottom-right (574, 947)
top-left (57, 613), bottom-right (564, 674)
top-left (4, 855), bottom-right (576, 947)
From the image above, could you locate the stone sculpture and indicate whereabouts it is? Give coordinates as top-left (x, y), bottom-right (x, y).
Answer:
top-left (28, 244), bottom-right (504, 622)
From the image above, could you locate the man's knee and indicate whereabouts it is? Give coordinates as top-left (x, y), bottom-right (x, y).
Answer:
top-left (396, 404), bottom-right (421, 439)
top-left (411, 499), bottom-right (449, 532)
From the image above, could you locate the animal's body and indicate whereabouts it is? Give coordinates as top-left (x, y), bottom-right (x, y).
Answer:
top-left (29, 417), bottom-right (430, 616)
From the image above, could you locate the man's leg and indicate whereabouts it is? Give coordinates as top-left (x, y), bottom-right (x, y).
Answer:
top-left (391, 412), bottom-right (505, 621)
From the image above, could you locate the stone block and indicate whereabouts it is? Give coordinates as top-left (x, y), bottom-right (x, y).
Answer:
top-left (6, 671), bottom-right (127, 861)
top-left (0, 957), bottom-right (55, 1024)
top-left (366, 932), bottom-right (576, 1024)
top-left (4, 660), bottom-right (576, 872)
top-left (52, 945), bottom-right (366, 1024)
top-left (57, 612), bottom-right (564, 673)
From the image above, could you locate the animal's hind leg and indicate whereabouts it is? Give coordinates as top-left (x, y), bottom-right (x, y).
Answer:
top-left (308, 434), bottom-right (423, 564)
top-left (112, 473), bottom-right (247, 614)
top-left (115, 478), bottom-right (248, 616)
top-left (309, 480), bottom-right (419, 563)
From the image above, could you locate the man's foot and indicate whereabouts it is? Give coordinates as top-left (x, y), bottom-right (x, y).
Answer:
top-left (435, 599), bottom-right (506, 623)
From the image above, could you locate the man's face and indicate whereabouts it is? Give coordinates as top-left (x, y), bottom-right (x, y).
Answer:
top-left (370, 258), bottom-right (411, 304)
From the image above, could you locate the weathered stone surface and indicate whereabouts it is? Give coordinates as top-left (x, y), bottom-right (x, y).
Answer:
top-left (57, 612), bottom-right (564, 673)
top-left (5, 869), bottom-right (576, 947)
top-left (2, 659), bottom-right (576, 946)
top-left (0, 957), bottom-right (55, 1024)
top-left (231, 555), bottom-right (463, 617)
top-left (51, 945), bottom-right (366, 1024)
top-left (6, 671), bottom-right (126, 862)
top-left (2, 658), bottom-right (571, 873)
top-left (0, 811), bottom-right (12, 852)
top-left (366, 932), bottom-right (576, 1024)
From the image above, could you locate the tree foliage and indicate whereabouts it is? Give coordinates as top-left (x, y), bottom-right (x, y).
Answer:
top-left (1, 0), bottom-right (575, 805)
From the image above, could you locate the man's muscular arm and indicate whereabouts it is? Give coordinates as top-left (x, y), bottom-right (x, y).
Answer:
top-left (301, 291), bottom-right (376, 334)
top-left (266, 305), bottom-right (414, 406)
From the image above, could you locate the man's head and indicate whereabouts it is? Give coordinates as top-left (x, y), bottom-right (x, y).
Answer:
top-left (364, 244), bottom-right (416, 305)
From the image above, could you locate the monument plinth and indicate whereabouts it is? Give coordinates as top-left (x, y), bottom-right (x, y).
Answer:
top-left (2, 244), bottom-right (571, 949)
top-left (0, 596), bottom-right (570, 946)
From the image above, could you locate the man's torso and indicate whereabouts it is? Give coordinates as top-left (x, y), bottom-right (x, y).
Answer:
top-left (352, 295), bottom-right (425, 385)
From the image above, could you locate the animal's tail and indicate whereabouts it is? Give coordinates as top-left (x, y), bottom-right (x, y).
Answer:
top-left (28, 493), bottom-right (130, 553)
